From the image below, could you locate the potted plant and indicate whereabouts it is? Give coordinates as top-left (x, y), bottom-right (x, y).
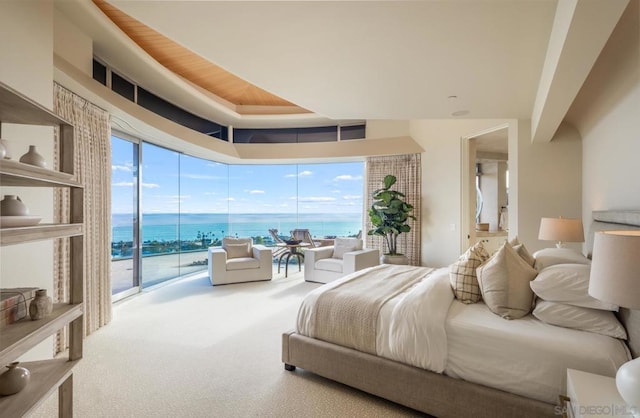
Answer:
top-left (368, 174), bottom-right (416, 265)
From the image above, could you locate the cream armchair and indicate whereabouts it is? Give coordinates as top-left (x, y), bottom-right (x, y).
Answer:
top-left (304, 237), bottom-right (380, 284)
top-left (208, 237), bottom-right (273, 285)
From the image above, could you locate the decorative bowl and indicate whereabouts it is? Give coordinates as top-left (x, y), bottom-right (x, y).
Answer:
top-left (285, 239), bottom-right (302, 245)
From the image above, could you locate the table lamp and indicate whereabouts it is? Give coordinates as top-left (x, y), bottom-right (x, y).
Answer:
top-left (538, 217), bottom-right (584, 248)
top-left (589, 230), bottom-right (640, 417)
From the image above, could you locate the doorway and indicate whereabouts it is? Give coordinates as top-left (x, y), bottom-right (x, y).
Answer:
top-left (461, 125), bottom-right (509, 254)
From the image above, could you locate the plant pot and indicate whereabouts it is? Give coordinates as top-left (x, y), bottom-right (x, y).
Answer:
top-left (381, 254), bottom-right (409, 265)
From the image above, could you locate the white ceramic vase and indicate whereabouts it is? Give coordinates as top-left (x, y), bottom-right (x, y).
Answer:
top-left (19, 145), bottom-right (46, 168)
top-left (0, 362), bottom-right (31, 396)
top-left (0, 139), bottom-right (10, 159)
top-left (0, 195), bottom-right (29, 216)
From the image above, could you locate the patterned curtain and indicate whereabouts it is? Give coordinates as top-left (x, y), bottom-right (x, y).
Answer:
top-left (365, 154), bottom-right (422, 265)
top-left (53, 83), bottom-right (111, 352)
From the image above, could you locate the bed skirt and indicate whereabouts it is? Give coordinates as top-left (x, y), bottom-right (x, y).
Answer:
top-left (282, 330), bottom-right (556, 418)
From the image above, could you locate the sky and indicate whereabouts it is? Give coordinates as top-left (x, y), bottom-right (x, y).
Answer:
top-left (111, 137), bottom-right (365, 214)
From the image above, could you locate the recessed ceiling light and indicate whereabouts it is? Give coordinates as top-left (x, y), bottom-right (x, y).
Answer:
top-left (451, 110), bottom-right (470, 117)
top-left (448, 95), bottom-right (458, 99)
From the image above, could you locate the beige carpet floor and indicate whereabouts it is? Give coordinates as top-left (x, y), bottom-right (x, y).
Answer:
top-left (28, 269), bottom-right (424, 417)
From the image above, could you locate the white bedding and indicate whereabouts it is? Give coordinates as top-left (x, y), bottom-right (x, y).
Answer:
top-left (297, 265), bottom-right (453, 372)
top-left (445, 300), bottom-right (631, 404)
top-left (296, 264), bottom-right (632, 405)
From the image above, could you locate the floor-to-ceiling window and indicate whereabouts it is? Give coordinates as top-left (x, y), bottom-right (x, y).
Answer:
top-left (110, 138), bottom-right (364, 293)
top-left (111, 134), bottom-right (139, 299)
top-left (178, 155), bottom-right (229, 276)
top-left (140, 142), bottom-right (180, 287)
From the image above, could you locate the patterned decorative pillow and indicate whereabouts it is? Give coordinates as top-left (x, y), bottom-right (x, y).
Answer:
top-left (449, 241), bottom-right (491, 303)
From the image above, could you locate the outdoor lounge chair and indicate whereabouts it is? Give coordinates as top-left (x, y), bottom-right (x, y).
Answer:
top-left (268, 229), bottom-right (289, 258)
top-left (290, 229), bottom-right (321, 248)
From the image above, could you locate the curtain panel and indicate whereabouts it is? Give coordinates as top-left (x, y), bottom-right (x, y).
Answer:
top-left (365, 154), bottom-right (422, 266)
top-left (53, 83), bottom-right (112, 352)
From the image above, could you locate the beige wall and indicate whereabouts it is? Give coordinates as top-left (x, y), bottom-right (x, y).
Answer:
top-left (515, 121), bottom-right (583, 254)
top-left (0, 1), bottom-right (55, 360)
top-left (566, 0), bottom-right (640, 229)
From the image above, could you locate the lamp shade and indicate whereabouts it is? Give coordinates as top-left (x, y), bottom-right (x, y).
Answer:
top-left (538, 217), bottom-right (585, 243)
top-left (588, 230), bottom-right (640, 309)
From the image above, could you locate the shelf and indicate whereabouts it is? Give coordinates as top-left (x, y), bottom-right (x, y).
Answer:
top-left (0, 223), bottom-right (83, 246)
top-left (0, 82), bottom-right (72, 127)
top-left (0, 303), bottom-right (83, 366)
top-left (0, 159), bottom-right (81, 188)
top-left (0, 358), bottom-right (78, 417)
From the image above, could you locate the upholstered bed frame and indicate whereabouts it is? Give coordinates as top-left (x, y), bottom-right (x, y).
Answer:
top-left (282, 210), bottom-right (640, 418)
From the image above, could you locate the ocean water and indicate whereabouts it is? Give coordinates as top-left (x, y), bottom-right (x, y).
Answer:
top-left (112, 213), bottom-right (363, 244)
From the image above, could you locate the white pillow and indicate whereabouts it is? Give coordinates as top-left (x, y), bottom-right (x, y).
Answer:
top-left (533, 300), bottom-right (627, 340)
top-left (532, 247), bottom-right (590, 271)
top-left (476, 242), bottom-right (538, 319)
top-left (332, 238), bottom-right (363, 259)
top-left (530, 264), bottom-right (618, 311)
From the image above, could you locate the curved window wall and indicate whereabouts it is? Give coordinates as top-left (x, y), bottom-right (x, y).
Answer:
top-left (111, 133), bottom-right (364, 295)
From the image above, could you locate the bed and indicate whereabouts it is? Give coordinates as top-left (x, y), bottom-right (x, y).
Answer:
top-left (282, 210), bottom-right (640, 417)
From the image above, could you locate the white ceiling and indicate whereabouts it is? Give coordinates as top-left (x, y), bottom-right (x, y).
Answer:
top-left (56, 0), bottom-right (629, 135)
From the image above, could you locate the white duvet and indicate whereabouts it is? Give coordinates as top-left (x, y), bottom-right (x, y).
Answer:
top-left (297, 265), bottom-right (454, 373)
top-left (296, 265), bottom-right (631, 404)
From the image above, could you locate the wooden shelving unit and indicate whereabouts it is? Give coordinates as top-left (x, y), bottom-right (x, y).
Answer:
top-left (0, 81), bottom-right (83, 418)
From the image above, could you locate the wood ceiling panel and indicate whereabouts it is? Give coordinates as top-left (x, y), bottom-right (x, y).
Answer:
top-left (93, 0), bottom-right (309, 113)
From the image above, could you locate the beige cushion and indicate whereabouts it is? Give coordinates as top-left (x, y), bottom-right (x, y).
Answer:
top-left (223, 238), bottom-right (253, 259)
top-left (315, 258), bottom-right (344, 273)
top-left (226, 257), bottom-right (260, 270)
top-left (477, 243), bottom-right (538, 319)
top-left (449, 241), bottom-right (490, 304)
top-left (513, 243), bottom-right (535, 267)
top-left (332, 237), bottom-right (363, 259)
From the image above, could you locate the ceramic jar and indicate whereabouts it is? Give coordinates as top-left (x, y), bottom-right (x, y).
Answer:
top-left (0, 362), bottom-right (31, 396)
top-left (0, 140), bottom-right (6, 160)
top-left (29, 289), bottom-right (53, 320)
top-left (0, 195), bottom-right (29, 216)
top-left (19, 145), bottom-right (46, 168)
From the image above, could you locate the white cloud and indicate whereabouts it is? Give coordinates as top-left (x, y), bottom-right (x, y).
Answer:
top-left (203, 192), bottom-right (217, 195)
top-left (181, 173), bottom-right (225, 180)
top-left (246, 189), bottom-right (265, 194)
top-left (112, 164), bottom-right (132, 172)
top-left (285, 170), bottom-right (313, 178)
top-left (298, 196), bottom-right (337, 202)
top-left (343, 194), bottom-right (361, 200)
top-left (334, 174), bottom-right (363, 181)
top-left (113, 181), bottom-right (133, 187)
top-left (114, 181), bottom-right (159, 188)
top-left (226, 197), bottom-right (235, 201)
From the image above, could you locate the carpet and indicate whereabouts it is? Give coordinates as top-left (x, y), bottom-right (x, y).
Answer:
top-left (27, 270), bottom-right (423, 417)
